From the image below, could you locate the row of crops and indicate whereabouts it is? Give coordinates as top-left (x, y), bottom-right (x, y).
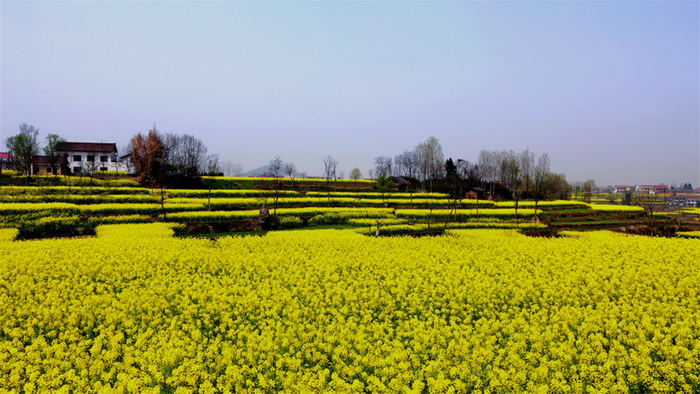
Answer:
top-left (0, 184), bottom-right (663, 239)
top-left (1, 223), bottom-right (699, 391)
top-left (0, 173), bottom-right (377, 189)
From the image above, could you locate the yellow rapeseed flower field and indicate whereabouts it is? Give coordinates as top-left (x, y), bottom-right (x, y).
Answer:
top-left (588, 204), bottom-right (646, 213)
top-left (0, 224), bottom-right (698, 392)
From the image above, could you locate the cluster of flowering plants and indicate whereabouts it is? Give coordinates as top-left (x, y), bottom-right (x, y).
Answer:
top-left (1, 225), bottom-right (698, 392)
top-left (165, 189), bottom-right (302, 198)
top-left (305, 191), bottom-right (451, 199)
top-left (0, 194), bottom-right (158, 204)
top-left (0, 186), bottom-right (150, 196)
top-left (0, 228), bottom-right (18, 241)
top-left (23, 175), bottom-right (140, 187)
top-left (395, 208), bottom-right (541, 219)
top-left (677, 231), bottom-right (700, 239)
top-left (203, 176), bottom-right (376, 184)
top-left (495, 200), bottom-right (588, 208)
top-left (588, 204), bottom-right (645, 213)
top-left (167, 197), bottom-right (477, 209)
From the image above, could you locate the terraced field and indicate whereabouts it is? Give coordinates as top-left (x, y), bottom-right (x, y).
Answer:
top-left (4, 176), bottom-right (690, 240)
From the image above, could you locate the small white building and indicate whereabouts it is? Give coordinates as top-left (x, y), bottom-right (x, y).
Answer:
top-left (636, 185), bottom-right (669, 194)
top-left (57, 142), bottom-right (121, 174)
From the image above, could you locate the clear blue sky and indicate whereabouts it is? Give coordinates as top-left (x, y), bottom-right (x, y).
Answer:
top-left (2, 1), bottom-right (698, 186)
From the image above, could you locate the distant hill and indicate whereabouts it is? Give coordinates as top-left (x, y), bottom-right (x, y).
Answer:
top-left (241, 165), bottom-right (306, 178)
top-left (240, 165), bottom-right (272, 177)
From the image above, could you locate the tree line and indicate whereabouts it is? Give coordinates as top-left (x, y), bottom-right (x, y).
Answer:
top-left (129, 127), bottom-right (220, 188)
top-left (0, 123), bottom-right (599, 203)
top-left (367, 136), bottom-right (575, 201)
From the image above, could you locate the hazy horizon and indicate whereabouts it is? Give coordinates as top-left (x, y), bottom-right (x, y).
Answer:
top-left (2, 1), bottom-right (698, 187)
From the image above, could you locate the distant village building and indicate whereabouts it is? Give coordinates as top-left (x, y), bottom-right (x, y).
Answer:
top-left (0, 152), bottom-right (13, 171)
top-left (119, 153), bottom-right (134, 174)
top-left (30, 155), bottom-right (68, 175)
top-left (390, 176), bottom-right (410, 192)
top-left (635, 185), bottom-right (669, 194)
top-left (614, 183), bottom-right (699, 207)
top-left (465, 187), bottom-right (486, 200)
top-left (57, 142), bottom-right (120, 174)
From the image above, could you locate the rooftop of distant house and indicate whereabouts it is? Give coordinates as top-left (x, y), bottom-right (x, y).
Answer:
top-left (31, 155), bottom-right (67, 165)
top-left (57, 142), bottom-right (117, 153)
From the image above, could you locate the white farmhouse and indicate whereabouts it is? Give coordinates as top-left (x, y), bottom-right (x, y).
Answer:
top-left (57, 142), bottom-right (122, 174)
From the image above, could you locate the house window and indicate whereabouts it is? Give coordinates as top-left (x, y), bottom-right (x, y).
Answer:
top-left (87, 155), bottom-right (95, 162)
top-left (73, 155), bottom-right (81, 162)
top-left (100, 155), bottom-right (108, 162)
top-left (99, 167), bottom-right (108, 172)
top-left (73, 166), bottom-right (82, 174)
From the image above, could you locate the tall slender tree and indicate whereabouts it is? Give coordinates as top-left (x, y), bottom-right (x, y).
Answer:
top-left (415, 136), bottom-right (444, 191)
top-left (532, 152), bottom-right (551, 210)
top-left (520, 148), bottom-right (535, 194)
top-left (323, 155), bottom-right (338, 183)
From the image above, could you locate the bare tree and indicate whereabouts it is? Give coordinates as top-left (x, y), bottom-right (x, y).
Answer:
top-left (548, 173), bottom-right (572, 200)
top-left (394, 150), bottom-right (419, 179)
top-left (269, 156), bottom-right (283, 180)
top-left (633, 193), bottom-right (669, 227)
top-left (500, 151), bottom-right (521, 193)
top-left (178, 134), bottom-right (208, 177)
top-left (582, 179), bottom-right (596, 204)
top-left (532, 153), bottom-right (551, 210)
top-left (505, 155), bottom-right (523, 215)
top-left (221, 160), bottom-right (243, 177)
top-left (520, 148), bottom-right (535, 194)
top-left (457, 159), bottom-right (480, 183)
top-left (478, 150), bottom-right (497, 197)
top-left (161, 132), bottom-right (181, 172)
top-left (415, 136), bottom-right (444, 191)
top-left (374, 156), bottom-right (393, 178)
top-left (323, 155), bottom-right (338, 183)
top-left (268, 157), bottom-right (285, 216)
top-left (284, 162), bottom-right (297, 181)
top-left (206, 153), bottom-right (221, 175)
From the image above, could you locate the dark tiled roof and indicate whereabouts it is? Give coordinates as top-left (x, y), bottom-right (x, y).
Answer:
top-left (31, 155), bottom-right (67, 165)
top-left (57, 142), bottom-right (117, 153)
top-left (390, 176), bottom-right (409, 186)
